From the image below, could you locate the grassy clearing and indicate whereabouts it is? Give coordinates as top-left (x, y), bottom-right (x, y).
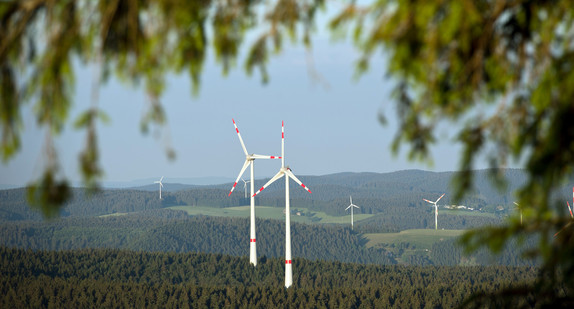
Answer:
top-left (99, 212), bottom-right (128, 218)
top-left (166, 205), bottom-right (374, 224)
top-left (364, 229), bottom-right (465, 250)
top-left (440, 209), bottom-right (498, 218)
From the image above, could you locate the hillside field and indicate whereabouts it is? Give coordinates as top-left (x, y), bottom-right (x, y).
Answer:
top-left (167, 205), bottom-right (374, 224)
top-left (365, 229), bottom-right (465, 250)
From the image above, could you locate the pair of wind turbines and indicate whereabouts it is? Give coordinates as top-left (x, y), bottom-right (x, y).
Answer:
top-left (228, 119), bottom-right (311, 288)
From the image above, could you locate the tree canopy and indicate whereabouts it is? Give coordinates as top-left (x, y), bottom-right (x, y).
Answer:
top-left (2, 0), bottom-right (574, 305)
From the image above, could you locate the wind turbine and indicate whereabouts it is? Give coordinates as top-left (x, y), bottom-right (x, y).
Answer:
top-left (345, 196), bottom-right (360, 230)
top-left (154, 176), bottom-right (164, 199)
top-left (228, 118), bottom-right (281, 267)
top-left (423, 193), bottom-right (445, 230)
top-left (252, 121), bottom-right (311, 288)
top-left (241, 178), bottom-right (250, 199)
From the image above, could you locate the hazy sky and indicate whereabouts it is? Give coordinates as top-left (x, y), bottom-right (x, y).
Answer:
top-left (0, 6), bottom-right (498, 187)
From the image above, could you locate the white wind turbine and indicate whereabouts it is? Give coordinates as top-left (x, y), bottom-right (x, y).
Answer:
top-left (242, 178), bottom-right (251, 199)
top-left (423, 193), bottom-right (445, 230)
top-left (252, 121), bottom-right (311, 288)
top-left (154, 176), bottom-right (164, 199)
top-left (228, 118), bottom-right (281, 267)
top-left (345, 196), bottom-right (360, 230)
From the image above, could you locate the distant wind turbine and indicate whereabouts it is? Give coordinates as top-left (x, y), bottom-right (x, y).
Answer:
top-left (242, 178), bottom-right (250, 199)
top-left (345, 196), bottom-right (360, 230)
top-left (228, 118), bottom-right (281, 267)
top-left (423, 193), bottom-right (445, 230)
top-left (154, 176), bottom-right (164, 199)
top-left (252, 121), bottom-right (311, 288)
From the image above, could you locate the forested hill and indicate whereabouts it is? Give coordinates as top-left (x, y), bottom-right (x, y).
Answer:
top-left (0, 213), bottom-right (534, 267)
top-left (0, 214), bottom-right (394, 265)
top-left (1, 169), bottom-right (544, 221)
top-left (0, 246), bottom-right (538, 308)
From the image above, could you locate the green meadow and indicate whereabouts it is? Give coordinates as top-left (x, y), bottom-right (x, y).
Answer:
top-left (439, 209), bottom-right (499, 218)
top-left (364, 229), bottom-right (465, 250)
top-left (167, 205), bottom-right (374, 224)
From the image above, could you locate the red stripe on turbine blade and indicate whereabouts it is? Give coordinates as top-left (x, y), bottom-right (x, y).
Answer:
top-left (285, 260), bottom-right (292, 264)
top-left (252, 188), bottom-right (264, 197)
top-left (228, 182), bottom-right (238, 196)
top-left (236, 128), bottom-right (239, 133)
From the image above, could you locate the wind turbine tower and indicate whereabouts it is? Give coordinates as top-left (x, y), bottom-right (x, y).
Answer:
top-left (346, 196), bottom-right (360, 230)
top-left (154, 176), bottom-right (164, 199)
top-left (423, 193), bottom-right (445, 230)
top-left (252, 121), bottom-right (311, 288)
top-left (228, 119), bottom-right (281, 267)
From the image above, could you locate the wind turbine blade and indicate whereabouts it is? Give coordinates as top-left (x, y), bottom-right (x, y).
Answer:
top-left (345, 205), bottom-right (352, 211)
top-left (554, 222), bottom-right (573, 237)
top-left (423, 199), bottom-right (434, 204)
top-left (232, 118), bottom-right (249, 156)
top-left (285, 169), bottom-right (311, 194)
top-left (160, 176), bottom-right (164, 182)
top-left (252, 170), bottom-right (285, 197)
top-left (251, 154), bottom-right (282, 160)
top-left (513, 202), bottom-right (519, 207)
top-left (435, 193), bottom-right (445, 203)
top-left (353, 205), bottom-right (360, 209)
top-left (350, 196), bottom-right (353, 205)
top-left (160, 183), bottom-right (163, 188)
top-left (229, 160), bottom-right (251, 196)
top-left (568, 201), bottom-right (573, 218)
top-left (281, 121), bottom-right (285, 167)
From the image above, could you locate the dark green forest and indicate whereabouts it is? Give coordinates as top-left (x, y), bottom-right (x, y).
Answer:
top-left (0, 213), bottom-right (535, 267)
top-left (0, 214), bottom-right (394, 265)
top-left (0, 246), bottom-right (539, 308)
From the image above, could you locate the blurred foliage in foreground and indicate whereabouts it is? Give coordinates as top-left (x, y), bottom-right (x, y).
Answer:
top-left (2, 0), bottom-right (574, 305)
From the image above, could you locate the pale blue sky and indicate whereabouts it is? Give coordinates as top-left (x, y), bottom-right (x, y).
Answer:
top-left (0, 5), bottom-right (495, 187)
